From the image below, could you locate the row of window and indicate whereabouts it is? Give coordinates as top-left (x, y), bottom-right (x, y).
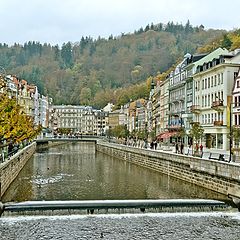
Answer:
top-left (195, 73), bottom-right (224, 91)
top-left (169, 88), bottom-right (185, 101)
top-left (195, 91), bottom-right (223, 107)
top-left (195, 112), bottom-right (224, 124)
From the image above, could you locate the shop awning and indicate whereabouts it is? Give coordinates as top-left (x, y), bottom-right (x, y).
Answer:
top-left (157, 132), bottom-right (177, 139)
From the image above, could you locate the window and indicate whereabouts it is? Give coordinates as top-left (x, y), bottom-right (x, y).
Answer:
top-left (237, 81), bottom-right (240, 88)
top-left (234, 72), bottom-right (238, 79)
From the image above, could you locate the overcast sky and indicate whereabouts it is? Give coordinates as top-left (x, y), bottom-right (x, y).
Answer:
top-left (1, 0), bottom-right (240, 46)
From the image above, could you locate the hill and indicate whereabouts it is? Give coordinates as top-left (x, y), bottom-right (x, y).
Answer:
top-left (0, 21), bottom-right (227, 108)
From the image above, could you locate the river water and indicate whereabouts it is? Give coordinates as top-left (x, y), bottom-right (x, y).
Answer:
top-left (1, 142), bottom-right (240, 239)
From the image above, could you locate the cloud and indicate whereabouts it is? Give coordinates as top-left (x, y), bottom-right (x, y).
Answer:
top-left (0, 0), bottom-right (240, 45)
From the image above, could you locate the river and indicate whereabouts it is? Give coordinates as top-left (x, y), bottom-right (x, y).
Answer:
top-left (1, 142), bottom-right (240, 239)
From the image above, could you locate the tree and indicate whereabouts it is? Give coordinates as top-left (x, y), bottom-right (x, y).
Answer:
top-left (221, 34), bottom-right (232, 49)
top-left (189, 122), bottom-right (204, 154)
top-left (231, 126), bottom-right (240, 147)
top-left (0, 93), bottom-right (41, 144)
top-left (177, 126), bottom-right (186, 143)
top-left (61, 42), bottom-right (73, 68)
top-left (80, 87), bottom-right (92, 105)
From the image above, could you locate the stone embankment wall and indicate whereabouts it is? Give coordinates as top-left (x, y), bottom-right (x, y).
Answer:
top-left (97, 141), bottom-right (240, 198)
top-left (0, 143), bottom-right (36, 198)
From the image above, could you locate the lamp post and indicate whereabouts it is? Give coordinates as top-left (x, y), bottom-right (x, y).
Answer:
top-left (229, 101), bottom-right (233, 162)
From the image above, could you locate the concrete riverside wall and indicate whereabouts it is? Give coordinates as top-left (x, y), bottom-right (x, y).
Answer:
top-left (0, 142), bottom-right (36, 198)
top-left (97, 141), bottom-right (240, 198)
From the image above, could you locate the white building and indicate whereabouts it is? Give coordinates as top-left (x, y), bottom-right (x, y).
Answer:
top-left (192, 48), bottom-right (240, 150)
top-left (49, 105), bottom-right (107, 135)
top-left (39, 95), bottom-right (49, 128)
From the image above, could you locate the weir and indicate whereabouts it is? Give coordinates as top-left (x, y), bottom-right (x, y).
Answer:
top-left (0, 199), bottom-right (233, 217)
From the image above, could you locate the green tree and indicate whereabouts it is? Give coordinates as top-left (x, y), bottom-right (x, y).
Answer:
top-left (232, 126), bottom-right (240, 147)
top-left (80, 87), bottom-right (92, 105)
top-left (189, 122), bottom-right (204, 155)
top-left (61, 42), bottom-right (73, 68)
top-left (221, 34), bottom-right (232, 49)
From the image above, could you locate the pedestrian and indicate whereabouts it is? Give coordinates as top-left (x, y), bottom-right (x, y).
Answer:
top-left (8, 140), bottom-right (14, 156)
top-left (180, 143), bottom-right (184, 154)
top-left (154, 140), bottom-right (158, 150)
top-left (200, 144), bottom-right (203, 153)
top-left (175, 142), bottom-right (179, 153)
top-left (196, 143), bottom-right (199, 152)
top-left (150, 141), bottom-right (154, 149)
top-left (144, 139), bottom-right (148, 149)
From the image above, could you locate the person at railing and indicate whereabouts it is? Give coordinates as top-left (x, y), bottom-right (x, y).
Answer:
top-left (175, 142), bottom-right (179, 153)
top-left (200, 144), bottom-right (203, 153)
top-left (8, 140), bottom-right (14, 157)
top-left (180, 143), bottom-right (184, 154)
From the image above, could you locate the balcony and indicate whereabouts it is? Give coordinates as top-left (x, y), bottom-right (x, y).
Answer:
top-left (166, 124), bottom-right (181, 130)
top-left (211, 100), bottom-right (224, 111)
top-left (190, 105), bottom-right (201, 114)
top-left (213, 120), bottom-right (223, 126)
top-left (190, 121), bottom-right (200, 125)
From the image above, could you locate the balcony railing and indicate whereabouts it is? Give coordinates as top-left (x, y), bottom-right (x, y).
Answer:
top-left (166, 124), bottom-right (181, 130)
top-left (190, 121), bottom-right (200, 125)
top-left (190, 105), bottom-right (201, 114)
top-left (211, 100), bottom-right (224, 111)
top-left (213, 120), bottom-right (223, 126)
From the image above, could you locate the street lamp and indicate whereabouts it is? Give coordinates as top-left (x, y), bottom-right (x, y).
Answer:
top-left (229, 101), bottom-right (233, 162)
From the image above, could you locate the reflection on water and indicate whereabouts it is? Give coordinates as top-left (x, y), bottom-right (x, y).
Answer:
top-left (2, 142), bottom-right (228, 202)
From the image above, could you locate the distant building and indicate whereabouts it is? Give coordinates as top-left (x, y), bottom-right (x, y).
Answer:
top-left (49, 105), bottom-right (107, 135)
top-left (103, 103), bottom-right (114, 112)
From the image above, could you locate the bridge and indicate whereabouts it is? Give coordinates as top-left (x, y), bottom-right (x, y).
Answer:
top-left (36, 136), bottom-right (101, 145)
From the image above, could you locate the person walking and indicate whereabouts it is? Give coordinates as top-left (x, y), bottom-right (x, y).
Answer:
top-left (180, 143), bottom-right (184, 154)
top-left (8, 140), bottom-right (14, 157)
top-left (154, 140), bottom-right (158, 150)
top-left (175, 142), bottom-right (179, 153)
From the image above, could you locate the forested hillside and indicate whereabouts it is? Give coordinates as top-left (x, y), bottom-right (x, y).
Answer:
top-left (0, 21), bottom-right (228, 108)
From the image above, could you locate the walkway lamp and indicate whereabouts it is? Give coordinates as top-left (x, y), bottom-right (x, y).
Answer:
top-left (229, 101), bottom-right (233, 162)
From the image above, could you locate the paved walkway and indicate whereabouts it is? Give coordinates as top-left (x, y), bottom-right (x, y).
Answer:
top-left (156, 144), bottom-right (240, 164)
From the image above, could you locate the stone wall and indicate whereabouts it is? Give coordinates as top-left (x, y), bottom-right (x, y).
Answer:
top-left (0, 143), bottom-right (36, 198)
top-left (97, 142), bottom-right (240, 198)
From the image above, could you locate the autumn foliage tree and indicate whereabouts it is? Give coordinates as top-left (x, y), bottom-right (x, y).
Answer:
top-left (0, 93), bottom-right (41, 144)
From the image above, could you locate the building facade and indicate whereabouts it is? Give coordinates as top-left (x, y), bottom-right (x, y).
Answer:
top-left (49, 105), bottom-right (107, 135)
